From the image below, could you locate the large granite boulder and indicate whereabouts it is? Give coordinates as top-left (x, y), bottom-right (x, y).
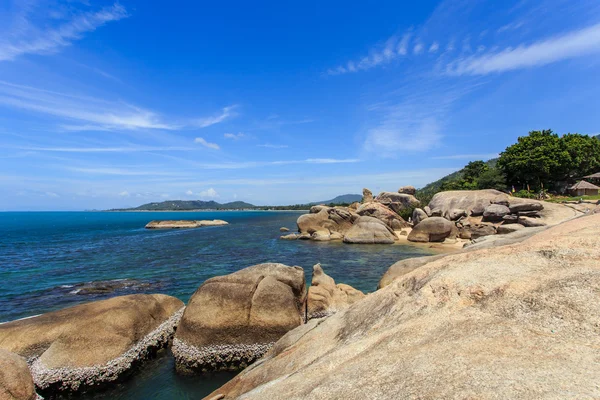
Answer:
top-left (445, 208), bottom-right (467, 221)
top-left (173, 263), bottom-right (306, 373)
top-left (343, 216), bottom-right (397, 244)
top-left (398, 186), bottom-right (416, 195)
top-left (307, 264), bottom-right (365, 319)
top-left (356, 202), bottom-right (407, 230)
top-left (407, 217), bottom-right (454, 243)
top-left (428, 189), bottom-right (509, 217)
top-left (0, 350), bottom-right (37, 400)
top-left (412, 208), bottom-right (428, 226)
top-left (206, 214), bottom-right (600, 400)
top-left (0, 294), bottom-right (184, 395)
top-left (297, 207), bottom-right (357, 237)
top-left (374, 192), bottom-right (420, 214)
top-left (483, 204), bottom-right (510, 221)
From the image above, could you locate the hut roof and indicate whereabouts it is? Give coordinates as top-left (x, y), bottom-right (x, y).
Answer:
top-left (583, 172), bottom-right (600, 179)
top-left (570, 180), bottom-right (600, 190)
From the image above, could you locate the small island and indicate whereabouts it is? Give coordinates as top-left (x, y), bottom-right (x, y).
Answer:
top-left (144, 220), bottom-right (229, 229)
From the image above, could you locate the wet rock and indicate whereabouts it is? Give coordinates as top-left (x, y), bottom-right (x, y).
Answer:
top-left (173, 263), bottom-right (306, 373)
top-left (0, 294), bottom-right (184, 395)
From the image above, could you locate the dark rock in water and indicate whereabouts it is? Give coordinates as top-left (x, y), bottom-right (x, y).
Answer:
top-left (68, 279), bottom-right (155, 295)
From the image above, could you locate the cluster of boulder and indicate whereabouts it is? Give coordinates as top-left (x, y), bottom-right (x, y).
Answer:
top-left (282, 186), bottom-right (418, 244)
top-left (145, 219), bottom-right (229, 229)
top-left (407, 189), bottom-right (548, 244)
top-left (0, 263), bottom-right (362, 398)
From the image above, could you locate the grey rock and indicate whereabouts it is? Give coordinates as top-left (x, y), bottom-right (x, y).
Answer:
top-left (398, 186), bottom-right (416, 195)
top-left (412, 208), bottom-right (429, 226)
top-left (483, 204), bottom-right (510, 221)
top-left (509, 202), bottom-right (544, 213)
top-left (407, 217), bottom-right (454, 243)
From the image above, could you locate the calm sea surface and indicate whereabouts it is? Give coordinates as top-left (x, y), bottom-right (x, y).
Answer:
top-left (0, 211), bottom-right (434, 399)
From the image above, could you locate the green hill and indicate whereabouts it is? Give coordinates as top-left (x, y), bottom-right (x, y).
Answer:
top-left (308, 194), bottom-right (362, 205)
top-left (114, 200), bottom-right (256, 211)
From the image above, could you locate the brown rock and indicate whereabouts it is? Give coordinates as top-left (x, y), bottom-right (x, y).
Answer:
top-left (343, 216), bottom-right (397, 244)
top-left (445, 208), bottom-right (467, 221)
top-left (0, 350), bottom-right (37, 400)
top-left (509, 202), bottom-right (544, 213)
top-left (356, 202), bottom-right (407, 229)
top-left (374, 192), bottom-right (420, 214)
top-left (519, 216), bottom-right (547, 227)
top-left (482, 204), bottom-right (510, 221)
top-left (412, 208), bottom-right (428, 226)
top-left (407, 217), bottom-right (454, 243)
top-left (279, 227), bottom-right (289, 232)
top-left (0, 294), bottom-right (184, 394)
top-left (307, 264), bottom-right (365, 319)
top-left (428, 189), bottom-right (507, 217)
top-left (207, 214), bottom-right (600, 400)
top-left (173, 263), bottom-right (306, 373)
top-left (378, 254), bottom-right (447, 289)
top-left (362, 188), bottom-right (373, 203)
top-left (398, 186), bottom-right (416, 195)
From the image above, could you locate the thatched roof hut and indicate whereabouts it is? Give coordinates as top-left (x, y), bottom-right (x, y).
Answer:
top-left (569, 180), bottom-right (600, 196)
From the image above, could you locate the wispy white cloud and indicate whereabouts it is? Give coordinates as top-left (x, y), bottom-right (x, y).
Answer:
top-left (224, 132), bottom-right (245, 140)
top-left (194, 137), bottom-right (220, 150)
top-left (429, 42), bottom-right (440, 53)
top-left (0, 3), bottom-right (128, 61)
top-left (193, 105), bottom-right (237, 128)
top-left (431, 153), bottom-right (499, 160)
top-left (199, 188), bottom-right (218, 199)
top-left (447, 23), bottom-right (600, 75)
top-left (119, 191), bottom-right (130, 197)
top-left (0, 81), bottom-right (235, 131)
top-left (327, 32), bottom-right (419, 75)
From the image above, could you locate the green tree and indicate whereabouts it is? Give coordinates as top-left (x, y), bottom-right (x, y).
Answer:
top-left (497, 130), bottom-right (570, 190)
top-left (561, 133), bottom-right (600, 179)
top-left (462, 160), bottom-right (489, 182)
top-left (477, 167), bottom-right (506, 191)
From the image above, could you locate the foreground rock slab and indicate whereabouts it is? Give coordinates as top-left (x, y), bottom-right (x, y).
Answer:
top-left (0, 294), bottom-right (184, 395)
top-left (145, 220), bottom-right (228, 229)
top-left (173, 263), bottom-right (306, 373)
top-left (0, 350), bottom-right (38, 400)
top-left (307, 264), bottom-right (365, 319)
top-left (206, 214), bottom-right (600, 400)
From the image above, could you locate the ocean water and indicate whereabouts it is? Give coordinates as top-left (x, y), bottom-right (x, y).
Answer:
top-left (0, 211), bottom-right (435, 399)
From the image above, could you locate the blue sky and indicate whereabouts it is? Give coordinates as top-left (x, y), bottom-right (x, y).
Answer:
top-left (1, 0), bottom-right (600, 210)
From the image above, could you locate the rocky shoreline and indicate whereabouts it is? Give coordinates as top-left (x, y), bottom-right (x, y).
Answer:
top-left (1, 191), bottom-right (596, 399)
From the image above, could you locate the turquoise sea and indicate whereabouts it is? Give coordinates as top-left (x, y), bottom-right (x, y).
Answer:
top-left (0, 211), bottom-right (434, 399)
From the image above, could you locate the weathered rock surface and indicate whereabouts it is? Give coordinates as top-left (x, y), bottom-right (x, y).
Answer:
top-left (145, 220), bottom-right (228, 229)
top-left (412, 208), bottom-right (428, 226)
top-left (482, 204), bottom-right (510, 221)
top-left (398, 185), bottom-right (416, 195)
top-left (519, 216), bottom-right (547, 227)
top-left (362, 188), bottom-right (373, 203)
top-left (173, 264), bottom-right (306, 373)
top-left (428, 189), bottom-right (507, 217)
top-left (497, 224), bottom-right (525, 235)
top-left (0, 350), bottom-right (37, 400)
top-left (297, 207), bottom-right (358, 238)
top-left (0, 294), bottom-right (184, 394)
top-left (356, 202), bottom-right (407, 230)
top-left (342, 216), bottom-right (397, 244)
top-left (207, 214), bottom-right (600, 400)
top-left (378, 254), bottom-right (447, 289)
top-left (307, 264), bottom-right (365, 319)
top-left (509, 202), bottom-right (544, 213)
top-left (445, 208), bottom-right (467, 221)
top-left (374, 192), bottom-right (420, 214)
top-left (407, 217), bottom-right (454, 243)
top-left (468, 224), bottom-right (497, 239)
top-left (279, 233), bottom-right (299, 240)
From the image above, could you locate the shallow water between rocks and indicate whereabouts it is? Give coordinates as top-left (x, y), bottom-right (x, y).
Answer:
top-left (0, 211), bottom-right (435, 399)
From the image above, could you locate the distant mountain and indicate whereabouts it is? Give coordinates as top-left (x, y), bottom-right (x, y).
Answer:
top-left (595, 134), bottom-right (600, 140)
top-left (114, 200), bottom-right (256, 211)
top-left (308, 194), bottom-right (362, 205)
